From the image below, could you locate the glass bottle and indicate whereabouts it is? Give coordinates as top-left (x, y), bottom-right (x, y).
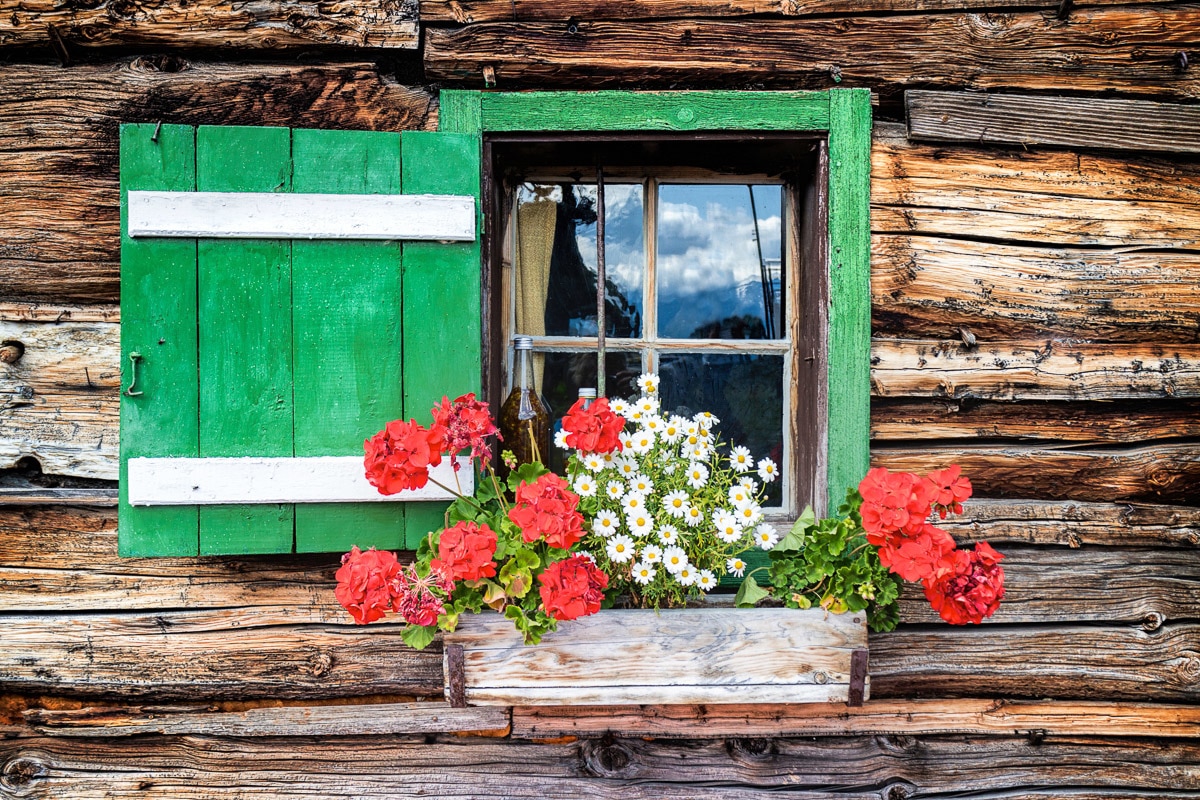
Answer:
top-left (499, 336), bottom-right (552, 471)
top-left (577, 387), bottom-right (597, 410)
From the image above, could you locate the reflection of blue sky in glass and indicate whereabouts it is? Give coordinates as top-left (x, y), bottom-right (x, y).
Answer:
top-left (657, 185), bottom-right (782, 340)
top-left (573, 184), bottom-right (646, 323)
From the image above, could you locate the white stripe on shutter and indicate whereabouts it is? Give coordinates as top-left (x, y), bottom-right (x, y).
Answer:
top-left (128, 191), bottom-right (476, 241)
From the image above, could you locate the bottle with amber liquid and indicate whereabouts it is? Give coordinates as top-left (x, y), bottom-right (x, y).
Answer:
top-left (499, 336), bottom-right (552, 472)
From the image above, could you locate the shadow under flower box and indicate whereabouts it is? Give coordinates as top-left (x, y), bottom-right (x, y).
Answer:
top-left (442, 607), bottom-right (869, 707)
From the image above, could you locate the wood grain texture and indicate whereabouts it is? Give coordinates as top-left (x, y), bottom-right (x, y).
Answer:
top-left (1, 733), bottom-right (1197, 797)
top-left (871, 235), bottom-right (1200, 343)
top-left (871, 339), bottom-right (1200, 401)
top-left (907, 90), bottom-right (1200, 155)
top-left (424, 5), bottom-right (1200, 99)
top-left (874, 442), bottom-right (1200, 504)
top-left (0, 59), bottom-right (435, 305)
top-left (871, 122), bottom-right (1200, 248)
top-left (0, 0), bottom-right (417, 50)
top-left (940, 499), bottom-right (1200, 549)
top-left (512, 698), bottom-right (1200, 739)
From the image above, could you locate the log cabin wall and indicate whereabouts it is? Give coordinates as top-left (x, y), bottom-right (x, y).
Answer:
top-left (1, 1), bottom-right (1199, 795)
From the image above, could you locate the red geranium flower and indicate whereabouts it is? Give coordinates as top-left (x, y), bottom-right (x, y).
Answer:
top-left (877, 523), bottom-right (957, 583)
top-left (363, 419), bottom-right (445, 495)
top-left (430, 520), bottom-right (498, 582)
top-left (335, 546), bottom-right (403, 625)
top-left (508, 473), bottom-right (586, 549)
top-left (562, 397), bottom-right (625, 455)
top-left (922, 542), bottom-right (1005, 625)
top-left (431, 392), bottom-right (501, 470)
top-left (927, 464), bottom-right (973, 518)
top-left (859, 467), bottom-right (937, 535)
top-left (538, 555), bottom-right (609, 621)
top-left (393, 563), bottom-right (454, 627)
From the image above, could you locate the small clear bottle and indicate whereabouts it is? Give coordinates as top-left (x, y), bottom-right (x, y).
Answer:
top-left (577, 387), bottom-right (597, 410)
top-left (499, 336), bottom-right (552, 471)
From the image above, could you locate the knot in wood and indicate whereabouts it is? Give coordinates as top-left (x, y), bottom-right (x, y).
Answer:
top-left (131, 54), bottom-right (189, 73)
top-left (1180, 658), bottom-right (1200, 683)
top-left (1142, 611), bottom-right (1166, 631)
top-left (1, 756), bottom-right (46, 790)
top-left (579, 739), bottom-right (634, 778)
top-left (727, 738), bottom-right (776, 761)
top-left (306, 650), bottom-right (334, 677)
top-left (885, 782), bottom-right (915, 800)
top-left (877, 734), bottom-right (916, 753)
top-left (0, 341), bottom-right (24, 364)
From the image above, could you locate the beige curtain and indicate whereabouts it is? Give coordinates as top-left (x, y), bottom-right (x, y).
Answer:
top-left (515, 198), bottom-right (557, 391)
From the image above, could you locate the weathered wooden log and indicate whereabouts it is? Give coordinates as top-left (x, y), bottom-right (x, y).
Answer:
top-left (940, 499), bottom-right (1200, 549)
top-left (420, 0), bottom-right (1171, 22)
top-left (0, 488), bottom-right (118, 506)
top-left (874, 443), bottom-right (1200, 504)
top-left (871, 122), bottom-right (1200, 248)
top-left (1, 733), bottom-right (1197, 796)
top-left (907, 90), bottom-right (1200, 155)
top-left (23, 702), bottom-right (510, 738)
top-left (873, 398), bottom-right (1200, 445)
top-left (871, 235), bottom-right (1200, 342)
top-left (511, 698), bottom-right (1200, 739)
top-left (424, 6), bottom-right (1200, 99)
top-left (0, 59), bottom-right (435, 304)
top-left (0, 0), bottom-right (417, 50)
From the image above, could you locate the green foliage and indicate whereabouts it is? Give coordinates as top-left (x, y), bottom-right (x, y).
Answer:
top-left (400, 624), bottom-right (438, 650)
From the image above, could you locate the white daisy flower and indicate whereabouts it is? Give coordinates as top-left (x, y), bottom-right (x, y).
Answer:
top-left (683, 432), bottom-right (703, 449)
top-left (637, 396), bottom-right (660, 415)
top-left (729, 445), bottom-right (754, 472)
top-left (736, 502), bottom-right (764, 527)
top-left (605, 480), bottom-right (626, 500)
top-left (683, 420), bottom-right (701, 438)
top-left (640, 544), bottom-right (663, 563)
top-left (627, 430), bottom-right (655, 455)
top-left (662, 490), bottom-right (689, 518)
top-left (628, 474), bottom-right (654, 495)
top-left (686, 462), bottom-right (710, 489)
top-left (600, 451), bottom-right (619, 469)
top-left (757, 458), bottom-right (779, 483)
top-left (628, 408), bottom-right (645, 424)
top-left (726, 557), bottom-right (747, 577)
top-left (712, 511), bottom-right (744, 544)
top-left (686, 443), bottom-right (710, 462)
top-left (662, 546), bottom-right (688, 574)
top-left (618, 430), bottom-right (634, 449)
top-left (554, 429), bottom-right (571, 450)
top-left (592, 509), bottom-right (621, 538)
top-left (573, 475), bottom-right (598, 498)
top-left (616, 457), bottom-right (639, 478)
top-left (728, 485), bottom-right (752, 508)
top-left (642, 415), bottom-right (665, 433)
top-left (622, 492), bottom-right (647, 516)
top-left (627, 512), bottom-right (654, 538)
top-left (739, 476), bottom-right (759, 493)
top-left (676, 564), bottom-right (698, 586)
top-left (631, 562), bottom-right (657, 585)
top-left (610, 398), bottom-right (633, 418)
top-left (694, 410), bottom-right (719, 430)
top-left (682, 504), bottom-right (704, 527)
top-left (576, 550), bottom-right (597, 563)
top-left (755, 523), bottom-right (780, 551)
top-left (657, 524), bottom-right (681, 546)
top-left (583, 453), bottom-right (605, 472)
top-left (662, 417), bottom-right (686, 443)
top-left (696, 570), bottom-right (718, 592)
top-left (637, 373), bottom-right (660, 395)
top-left (606, 535), bottom-right (636, 563)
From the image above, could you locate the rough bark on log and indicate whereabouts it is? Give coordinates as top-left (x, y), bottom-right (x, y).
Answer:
top-left (0, 734), bottom-right (1197, 797)
top-left (511, 698), bottom-right (1200, 739)
top-left (873, 443), bottom-right (1200, 504)
top-left (872, 398), bottom-right (1200, 445)
top-left (907, 90), bottom-right (1200, 155)
top-left (871, 122), bottom-right (1200, 248)
top-left (0, 59), bottom-right (435, 304)
top-left (871, 235), bottom-right (1200, 342)
top-left (870, 339), bottom-right (1200, 401)
top-left (0, 0), bottom-right (417, 50)
top-left (940, 499), bottom-right (1200, 549)
top-left (423, 6), bottom-right (1200, 100)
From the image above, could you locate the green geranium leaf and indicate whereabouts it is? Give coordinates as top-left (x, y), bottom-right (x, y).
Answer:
top-left (400, 624), bottom-right (438, 650)
top-left (507, 461), bottom-right (550, 492)
top-left (734, 575), bottom-right (770, 608)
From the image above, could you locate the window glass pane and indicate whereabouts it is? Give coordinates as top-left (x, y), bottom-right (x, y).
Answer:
top-left (516, 184), bottom-right (644, 338)
top-left (541, 350), bottom-right (642, 475)
top-left (656, 184), bottom-right (784, 340)
top-left (658, 352), bottom-right (784, 505)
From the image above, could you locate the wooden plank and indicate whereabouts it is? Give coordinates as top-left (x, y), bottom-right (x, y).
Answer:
top-left (0, 488), bottom-right (118, 506)
top-left (291, 128), bottom-right (407, 554)
top-left (0, 303), bottom-right (119, 324)
top-left (195, 125), bottom-right (294, 556)
top-left (0, 0), bottom-right (417, 50)
top-left (446, 608), bottom-right (868, 706)
top-left (873, 442), bottom-right (1200, 504)
top-left (873, 398), bottom-right (1200, 445)
top-left (127, 456), bottom-right (472, 505)
top-left (400, 131), bottom-right (482, 548)
top-left (907, 90), bottom-right (1200, 155)
top-left (870, 339), bottom-right (1200, 401)
top-left (117, 123), bottom-right (199, 558)
top-left (871, 122), bottom-right (1200, 248)
top-left (0, 318), bottom-right (118, 480)
top-left (423, 6), bottom-right (1200, 99)
top-left (24, 702), bottom-right (510, 738)
top-left (941, 500), bottom-right (1200, 549)
top-left (128, 191), bottom-right (476, 241)
top-left (871, 236), bottom-right (1200, 343)
top-left (0, 59), bottom-right (436, 305)
top-left (512, 698), bottom-right (1200, 739)
top-left (2, 733), bottom-right (1199, 797)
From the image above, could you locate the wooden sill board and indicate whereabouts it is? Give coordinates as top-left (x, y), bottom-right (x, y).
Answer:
top-left (443, 607), bottom-right (868, 707)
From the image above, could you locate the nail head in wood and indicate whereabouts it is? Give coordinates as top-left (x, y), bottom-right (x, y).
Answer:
top-left (446, 644), bottom-right (467, 708)
top-left (848, 648), bottom-right (868, 707)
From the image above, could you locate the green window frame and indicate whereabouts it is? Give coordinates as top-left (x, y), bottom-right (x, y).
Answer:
top-left (442, 89), bottom-right (871, 515)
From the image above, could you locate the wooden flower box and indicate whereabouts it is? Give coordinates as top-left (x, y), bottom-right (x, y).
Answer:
top-left (443, 607), bottom-right (868, 707)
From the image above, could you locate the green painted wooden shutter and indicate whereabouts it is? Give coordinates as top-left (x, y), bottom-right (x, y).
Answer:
top-left (119, 124), bottom-right (481, 557)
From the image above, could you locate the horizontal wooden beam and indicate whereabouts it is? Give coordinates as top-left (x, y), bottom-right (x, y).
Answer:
top-left (0, 488), bottom-right (118, 507)
top-left (512, 698), bottom-right (1200, 739)
top-left (128, 191), bottom-right (476, 241)
top-left (940, 499), bottom-right (1200, 549)
top-left (127, 456), bottom-right (471, 505)
top-left (907, 90), bottom-right (1200, 155)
